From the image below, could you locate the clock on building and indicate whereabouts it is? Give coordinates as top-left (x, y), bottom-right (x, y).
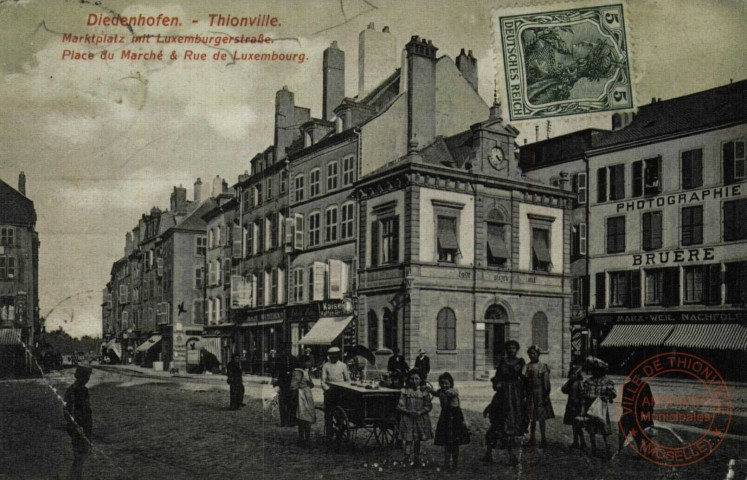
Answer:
top-left (488, 146), bottom-right (506, 170)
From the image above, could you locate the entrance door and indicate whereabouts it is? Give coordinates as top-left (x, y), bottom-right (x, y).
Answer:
top-left (484, 305), bottom-right (509, 371)
top-left (485, 323), bottom-right (506, 370)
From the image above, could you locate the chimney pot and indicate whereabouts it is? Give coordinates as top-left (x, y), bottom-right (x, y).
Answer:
top-left (382, 26), bottom-right (389, 32)
top-left (18, 171), bottom-right (26, 196)
top-left (460, 48), bottom-right (466, 55)
top-left (368, 22), bottom-right (375, 29)
top-left (468, 49), bottom-right (473, 57)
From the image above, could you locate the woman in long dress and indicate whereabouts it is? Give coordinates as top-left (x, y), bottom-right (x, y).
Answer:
top-left (290, 355), bottom-right (316, 446)
top-left (525, 345), bottom-right (554, 448)
top-left (487, 340), bottom-right (528, 466)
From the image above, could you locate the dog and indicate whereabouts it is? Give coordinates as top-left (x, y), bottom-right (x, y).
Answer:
top-left (169, 367), bottom-right (180, 375)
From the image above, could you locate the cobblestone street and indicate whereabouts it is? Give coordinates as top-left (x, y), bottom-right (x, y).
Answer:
top-left (1, 367), bottom-right (744, 479)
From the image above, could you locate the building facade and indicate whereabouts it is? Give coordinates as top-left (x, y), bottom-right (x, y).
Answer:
top-left (0, 172), bottom-right (40, 377)
top-left (588, 82), bottom-right (747, 377)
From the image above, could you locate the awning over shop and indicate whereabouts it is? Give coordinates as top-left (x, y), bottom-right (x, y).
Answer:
top-left (106, 339), bottom-right (122, 359)
top-left (298, 316), bottom-right (353, 345)
top-left (198, 337), bottom-right (222, 360)
top-left (600, 324), bottom-right (674, 348)
top-left (664, 323), bottom-right (747, 350)
top-left (0, 328), bottom-right (22, 346)
top-left (135, 335), bottom-right (162, 353)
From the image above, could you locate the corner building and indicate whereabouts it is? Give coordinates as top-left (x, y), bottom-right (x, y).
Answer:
top-left (587, 81), bottom-right (747, 377)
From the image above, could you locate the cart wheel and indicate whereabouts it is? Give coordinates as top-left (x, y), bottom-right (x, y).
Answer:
top-left (331, 406), bottom-right (350, 450)
top-left (373, 423), bottom-right (396, 447)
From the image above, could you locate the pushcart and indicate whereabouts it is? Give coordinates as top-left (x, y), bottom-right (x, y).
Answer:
top-left (325, 381), bottom-right (401, 451)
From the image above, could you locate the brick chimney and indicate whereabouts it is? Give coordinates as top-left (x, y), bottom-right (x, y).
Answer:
top-left (170, 185), bottom-right (187, 214)
top-left (211, 175), bottom-right (224, 198)
top-left (125, 231), bottom-right (133, 256)
top-left (323, 41), bottom-right (345, 121)
top-left (194, 178), bottom-right (202, 204)
top-left (358, 23), bottom-right (396, 97)
top-left (18, 171), bottom-right (26, 196)
top-left (456, 49), bottom-right (478, 93)
top-left (274, 86), bottom-right (295, 160)
top-left (406, 36), bottom-right (438, 148)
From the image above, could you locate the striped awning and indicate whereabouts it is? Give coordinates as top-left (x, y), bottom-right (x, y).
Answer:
top-left (0, 328), bottom-right (22, 346)
top-left (664, 323), bottom-right (747, 350)
top-left (198, 337), bottom-right (222, 361)
top-left (135, 335), bottom-right (162, 353)
top-left (600, 324), bottom-right (674, 348)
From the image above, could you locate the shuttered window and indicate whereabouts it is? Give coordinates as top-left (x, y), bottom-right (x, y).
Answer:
top-left (681, 206), bottom-right (703, 246)
top-left (606, 216), bottom-right (626, 253)
top-left (437, 216), bottom-right (459, 263)
top-left (642, 211), bottom-right (662, 250)
top-left (681, 149), bottom-right (703, 189)
top-left (436, 308), bottom-right (456, 350)
top-left (723, 199), bottom-right (747, 241)
top-left (609, 164), bottom-right (625, 200)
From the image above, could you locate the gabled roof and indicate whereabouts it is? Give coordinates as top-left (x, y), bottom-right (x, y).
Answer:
top-left (0, 177), bottom-right (36, 226)
top-left (519, 129), bottom-right (607, 171)
top-left (163, 198), bottom-right (217, 236)
top-left (593, 79), bottom-right (747, 150)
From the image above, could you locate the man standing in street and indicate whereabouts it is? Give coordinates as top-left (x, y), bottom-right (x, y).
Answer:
top-left (387, 347), bottom-right (409, 388)
top-left (64, 365), bottom-right (93, 480)
top-left (321, 346), bottom-right (350, 442)
top-left (414, 349), bottom-right (431, 382)
top-left (227, 353), bottom-right (245, 410)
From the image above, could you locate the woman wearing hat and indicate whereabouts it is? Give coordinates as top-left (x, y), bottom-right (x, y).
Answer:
top-left (482, 340), bottom-right (528, 465)
top-left (525, 345), bottom-right (554, 448)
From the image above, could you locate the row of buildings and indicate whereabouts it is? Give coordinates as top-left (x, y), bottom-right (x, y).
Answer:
top-left (0, 172), bottom-right (41, 377)
top-left (102, 22), bottom-right (747, 379)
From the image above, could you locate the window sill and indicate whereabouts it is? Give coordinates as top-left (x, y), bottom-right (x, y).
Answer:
top-left (436, 349), bottom-right (458, 355)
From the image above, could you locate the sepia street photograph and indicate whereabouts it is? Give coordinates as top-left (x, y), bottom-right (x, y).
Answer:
top-left (0, 0), bottom-right (745, 478)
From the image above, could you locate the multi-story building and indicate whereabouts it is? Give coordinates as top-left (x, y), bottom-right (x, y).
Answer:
top-left (0, 172), bottom-right (40, 377)
top-left (520, 129), bottom-right (607, 361)
top-left (587, 81), bottom-right (747, 377)
top-left (201, 180), bottom-right (236, 366)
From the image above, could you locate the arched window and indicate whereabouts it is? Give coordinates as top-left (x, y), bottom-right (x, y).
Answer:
top-left (531, 312), bottom-right (549, 352)
top-left (367, 310), bottom-right (378, 350)
top-left (437, 308), bottom-right (457, 350)
top-left (383, 308), bottom-right (398, 351)
top-left (485, 304), bottom-right (507, 322)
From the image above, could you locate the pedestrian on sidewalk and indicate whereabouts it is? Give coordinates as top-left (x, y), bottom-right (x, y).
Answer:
top-left (581, 357), bottom-right (616, 458)
top-left (291, 355), bottom-right (316, 446)
top-left (321, 346), bottom-right (350, 442)
top-left (562, 361), bottom-right (586, 450)
top-left (414, 349), bottom-right (431, 382)
top-left (525, 345), bottom-right (554, 448)
top-left (227, 354), bottom-right (245, 410)
top-left (481, 340), bottom-right (527, 466)
top-left (428, 372), bottom-right (470, 472)
top-left (397, 369), bottom-right (433, 467)
top-left (64, 365), bottom-right (93, 480)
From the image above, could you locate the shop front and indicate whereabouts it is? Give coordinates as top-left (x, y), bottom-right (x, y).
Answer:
top-left (237, 307), bottom-right (285, 375)
top-left (594, 310), bottom-right (747, 378)
top-left (288, 299), bottom-right (356, 369)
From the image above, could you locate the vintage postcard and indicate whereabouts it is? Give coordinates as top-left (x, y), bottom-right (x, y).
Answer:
top-left (0, 0), bottom-right (745, 479)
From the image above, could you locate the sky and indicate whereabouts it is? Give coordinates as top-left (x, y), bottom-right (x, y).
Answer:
top-left (0, 0), bottom-right (745, 338)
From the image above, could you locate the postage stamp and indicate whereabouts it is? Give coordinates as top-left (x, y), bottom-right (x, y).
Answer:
top-left (497, 4), bottom-right (633, 121)
top-left (618, 352), bottom-right (732, 468)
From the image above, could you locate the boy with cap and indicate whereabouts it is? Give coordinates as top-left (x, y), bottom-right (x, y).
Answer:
top-left (321, 346), bottom-right (350, 442)
top-left (64, 365), bottom-right (93, 480)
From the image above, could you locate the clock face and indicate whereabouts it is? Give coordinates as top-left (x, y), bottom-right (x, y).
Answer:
top-left (489, 147), bottom-right (505, 169)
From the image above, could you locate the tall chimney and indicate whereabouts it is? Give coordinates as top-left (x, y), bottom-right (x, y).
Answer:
top-left (18, 171), bottom-right (26, 196)
top-left (323, 41), bottom-right (345, 121)
top-left (125, 232), bottom-right (133, 256)
top-left (194, 178), bottom-right (202, 204)
top-left (274, 86), bottom-right (295, 160)
top-left (456, 49), bottom-right (478, 93)
top-left (358, 23), bottom-right (396, 97)
top-left (211, 175), bottom-right (223, 198)
top-left (406, 36), bottom-right (438, 148)
top-left (171, 185), bottom-right (187, 214)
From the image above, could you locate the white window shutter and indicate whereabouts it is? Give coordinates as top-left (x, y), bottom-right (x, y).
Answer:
top-left (294, 214), bottom-right (304, 250)
top-left (278, 268), bottom-right (285, 303)
top-left (285, 217), bottom-right (294, 249)
top-left (230, 275), bottom-right (240, 308)
top-left (328, 259), bottom-right (343, 300)
top-left (313, 261), bottom-right (326, 301)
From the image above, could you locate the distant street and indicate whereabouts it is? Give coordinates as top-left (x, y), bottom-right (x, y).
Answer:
top-left (1, 367), bottom-right (744, 479)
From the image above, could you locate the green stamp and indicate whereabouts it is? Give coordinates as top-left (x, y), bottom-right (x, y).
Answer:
top-left (498, 4), bottom-right (632, 121)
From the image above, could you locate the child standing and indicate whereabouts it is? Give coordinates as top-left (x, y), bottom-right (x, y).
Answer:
top-left (397, 369), bottom-right (433, 466)
top-left (481, 376), bottom-right (501, 462)
top-left (562, 362), bottom-right (586, 450)
top-left (291, 355), bottom-right (316, 446)
top-left (430, 372), bottom-right (471, 471)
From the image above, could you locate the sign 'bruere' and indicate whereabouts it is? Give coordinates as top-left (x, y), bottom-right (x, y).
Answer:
top-left (616, 185), bottom-right (742, 213)
top-left (632, 247), bottom-right (715, 266)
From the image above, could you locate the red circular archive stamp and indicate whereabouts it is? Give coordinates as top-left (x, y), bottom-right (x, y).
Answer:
top-left (618, 352), bottom-right (732, 467)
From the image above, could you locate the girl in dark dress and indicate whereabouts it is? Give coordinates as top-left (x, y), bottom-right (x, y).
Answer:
top-left (430, 372), bottom-right (470, 471)
top-left (482, 340), bottom-right (527, 466)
